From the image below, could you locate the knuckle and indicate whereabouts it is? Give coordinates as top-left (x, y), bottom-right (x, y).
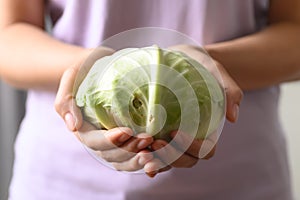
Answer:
top-left (231, 87), bottom-right (240, 96)
top-left (54, 94), bottom-right (74, 115)
top-left (129, 158), bottom-right (140, 171)
top-left (232, 86), bottom-right (243, 99)
top-left (65, 67), bottom-right (78, 77)
top-left (236, 86), bottom-right (243, 96)
top-left (227, 86), bottom-right (244, 104)
top-left (238, 90), bottom-right (244, 101)
top-left (123, 141), bottom-right (139, 153)
top-left (54, 95), bottom-right (63, 112)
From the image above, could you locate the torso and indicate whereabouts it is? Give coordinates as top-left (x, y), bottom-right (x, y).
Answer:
top-left (9, 1), bottom-right (293, 199)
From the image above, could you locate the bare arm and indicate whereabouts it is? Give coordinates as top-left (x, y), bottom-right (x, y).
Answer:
top-left (205, 0), bottom-right (300, 91)
top-left (0, 0), bottom-right (89, 91)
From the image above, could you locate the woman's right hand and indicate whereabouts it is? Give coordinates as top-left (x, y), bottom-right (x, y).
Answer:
top-left (55, 47), bottom-right (165, 174)
top-left (77, 121), bottom-right (155, 172)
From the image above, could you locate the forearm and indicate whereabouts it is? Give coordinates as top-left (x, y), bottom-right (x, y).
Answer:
top-left (0, 22), bottom-right (89, 91)
top-left (205, 22), bottom-right (300, 91)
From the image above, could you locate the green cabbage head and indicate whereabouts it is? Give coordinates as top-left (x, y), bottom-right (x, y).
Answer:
top-left (76, 46), bottom-right (225, 140)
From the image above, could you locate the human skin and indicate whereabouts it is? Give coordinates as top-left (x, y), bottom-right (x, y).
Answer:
top-left (0, 0), bottom-right (299, 176)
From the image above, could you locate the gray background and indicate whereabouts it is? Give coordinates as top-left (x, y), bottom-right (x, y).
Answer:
top-left (280, 82), bottom-right (300, 199)
top-left (0, 81), bottom-right (26, 200)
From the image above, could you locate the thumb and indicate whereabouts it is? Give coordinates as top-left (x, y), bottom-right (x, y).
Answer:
top-left (212, 60), bottom-right (243, 123)
top-left (224, 74), bottom-right (243, 123)
top-left (55, 67), bottom-right (83, 131)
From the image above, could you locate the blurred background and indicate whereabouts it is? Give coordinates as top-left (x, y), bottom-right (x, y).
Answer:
top-left (0, 81), bottom-right (26, 200)
top-left (280, 82), bottom-right (300, 199)
top-left (0, 80), bottom-right (299, 199)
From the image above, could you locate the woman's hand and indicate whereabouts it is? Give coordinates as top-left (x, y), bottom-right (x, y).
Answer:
top-left (169, 45), bottom-right (243, 123)
top-left (55, 47), bottom-right (114, 131)
top-left (149, 44), bottom-right (243, 171)
top-left (77, 121), bottom-right (156, 172)
top-left (54, 47), bottom-right (164, 174)
top-left (151, 131), bottom-right (217, 170)
top-left (55, 45), bottom-right (243, 176)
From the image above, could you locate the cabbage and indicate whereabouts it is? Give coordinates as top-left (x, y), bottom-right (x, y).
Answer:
top-left (76, 46), bottom-right (225, 140)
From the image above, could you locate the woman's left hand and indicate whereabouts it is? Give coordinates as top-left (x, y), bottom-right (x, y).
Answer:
top-left (169, 45), bottom-right (243, 123)
top-left (148, 44), bottom-right (243, 173)
top-left (151, 131), bottom-right (217, 169)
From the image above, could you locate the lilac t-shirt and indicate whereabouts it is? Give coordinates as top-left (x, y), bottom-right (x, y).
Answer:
top-left (9, 0), bottom-right (293, 200)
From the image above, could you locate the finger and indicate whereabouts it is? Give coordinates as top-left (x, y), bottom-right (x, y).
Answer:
top-left (146, 164), bottom-right (172, 178)
top-left (197, 131), bottom-right (218, 159)
top-left (79, 127), bottom-right (133, 151)
top-left (170, 131), bottom-right (217, 159)
top-left (111, 150), bottom-right (153, 172)
top-left (217, 65), bottom-right (243, 123)
top-left (202, 57), bottom-right (243, 123)
top-left (55, 47), bottom-right (114, 132)
top-left (170, 131), bottom-right (202, 158)
top-left (144, 158), bottom-right (170, 177)
top-left (171, 154), bottom-right (198, 168)
top-left (151, 140), bottom-right (198, 168)
top-left (55, 67), bottom-right (83, 131)
top-left (225, 80), bottom-right (243, 123)
top-left (168, 46), bottom-right (243, 123)
top-left (74, 121), bottom-right (96, 142)
top-left (202, 145), bottom-right (216, 160)
top-left (96, 147), bottom-right (135, 163)
top-left (158, 165), bottom-right (172, 173)
top-left (97, 133), bottom-right (153, 162)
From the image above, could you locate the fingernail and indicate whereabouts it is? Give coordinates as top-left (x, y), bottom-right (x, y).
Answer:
top-left (137, 139), bottom-right (149, 149)
top-left (232, 104), bottom-right (239, 122)
top-left (65, 113), bottom-right (75, 131)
